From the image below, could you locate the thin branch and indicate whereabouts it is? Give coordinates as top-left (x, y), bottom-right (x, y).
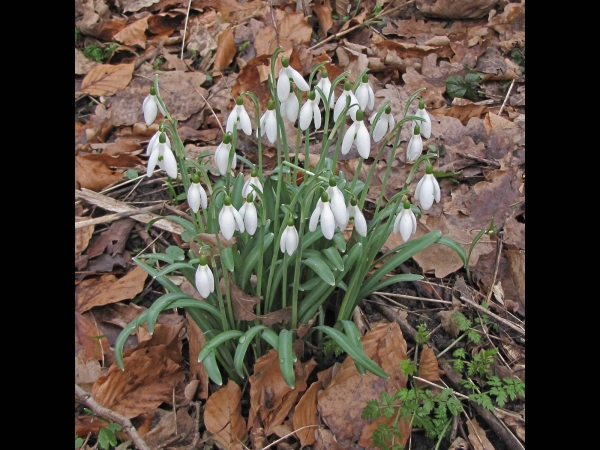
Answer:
top-left (75, 383), bottom-right (151, 450)
top-left (75, 203), bottom-right (166, 229)
top-left (498, 79), bottom-right (515, 117)
top-left (181, 0), bottom-right (193, 60)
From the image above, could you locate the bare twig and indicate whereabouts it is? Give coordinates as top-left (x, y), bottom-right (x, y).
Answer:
top-left (75, 203), bottom-right (166, 229)
top-left (260, 425), bottom-right (320, 450)
top-left (75, 384), bottom-right (151, 450)
top-left (458, 293), bottom-right (524, 335)
top-left (498, 79), bottom-right (515, 117)
top-left (194, 87), bottom-right (224, 133)
top-left (181, 0), bottom-right (193, 60)
top-left (373, 291), bottom-right (453, 305)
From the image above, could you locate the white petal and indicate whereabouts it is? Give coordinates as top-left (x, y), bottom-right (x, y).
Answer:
top-left (143, 96), bottom-right (158, 126)
top-left (266, 112), bottom-right (277, 143)
top-left (353, 208), bottom-right (367, 237)
top-left (200, 185), bottom-right (208, 209)
top-left (356, 123), bottom-right (371, 159)
top-left (219, 207), bottom-right (236, 240)
top-left (188, 184), bottom-right (201, 213)
top-left (232, 206), bottom-right (245, 233)
top-left (309, 200), bottom-right (323, 232)
top-left (399, 211), bottom-right (413, 242)
top-left (299, 101), bottom-right (313, 131)
top-left (367, 84), bottom-right (375, 110)
top-left (410, 209), bottom-right (417, 234)
top-left (239, 106), bottom-right (252, 135)
top-left (244, 203), bottom-right (258, 235)
top-left (226, 108), bottom-right (237, 133)
top-left (277, 68), bottom-right (290, 102)
top-left (280, 227), bottom-right (288, 253)
top-left (147, 131), bottom-right (160, 155)
top-left (328, 187), bottom-right (347, 228)
top-left (147, 147), bottom-right (160, 177)
top-left (195, 265), bottom-right (213, 298)
top-left (415, 176), bottom-right (425, 202)
top-left (347, 92), bottom-right (359, 121)
top-left (355, 84), bottom-right (369, 110)
top-left (290, 67), bottom-right (309, 91)
top-left (415, 109), bottom-right (432, 139)
top-left (214, 143), bottom-right (230, 176)
top-left (372, 116), bottom-right (387, 143)
top-left (162, 146), bottom-right (178, 179)
top-left (320, 203), bottom-right (335, 240)
top-left (419, 177), bottom-right (435, 211)
top-left (387, 114), bottom-right (396, 132)
top-left (286, 226), bottom-right (299, 256)
top-left (406, 134), bottom-right (423, 163)
top-left (312, 102), bottom-right (322, 130)
top-left (283, 96), bottom-right (299, 122)
top-left (393, 211), bottom-right (402, 234)
top-left (333, 92), bottom-right (347, 122)
top-left (257, 111), bottom-right (268, 138)
top-left (432, 175), bottom-right (441, 203)
top-left (341, 123), bottom-right (357, 155)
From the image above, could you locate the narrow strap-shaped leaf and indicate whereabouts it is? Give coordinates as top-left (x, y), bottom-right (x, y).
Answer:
top-left (240, 233), bottom-right (274, 290)
top-left (153, 262), bottom-right (197, 279)
top-left (115, 310), bottom-right (150, 370)
top-left (198, 330), bottom-right (244, 362)
top-left (437, 236), bottom-right (467, 268)
top-left (146, 292), bottom-right (195, 334)
top-left (163, 215), bottom-right (196, 235)
top-left (314, 325), bottom-right (389, 379)
top-left (158, 298), bottom-right (221, 323)
top-left (298, 276), bottom-right (323, 292)
top-left (260, 328), bottom-right (279, 351)
top-left (234, 325), bottom-right (267, 378)
top-left (322, 247), bottom-right (344, 271)
top-left (341, 320), bottom-right (366, 375)
top-left (221, 247), bottom-right (235, 273)
top-left (278, 330), bottom-right (296, 389)
top-left (202, 350), bottom-right (223, 385)
top-left (135, 253), bottom-right (176, 264)
top-left (302, 257), bottom-right (335, 286)
top-left (332, 232), bottom-right (347, 253)
top-left (358, 274), bottom-right (423, 300)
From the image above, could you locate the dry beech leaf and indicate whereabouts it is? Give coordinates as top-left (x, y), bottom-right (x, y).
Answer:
top-left (113, 16), bottom-right (149, 48)
top-left (467, 418), bottom-right (495, 450)
top-left (186, 311), bottom-right (209, 400)
top-left (278, 12), bottom-right (313, 46)
top-left (75, 311), bottom-right (112, 362)
top-left (79, 153), bottom-right (143, 168)
top-left (204, 380), bottom-right (247, 449)
top-left (75, 217), bottom-right (95, 255)
top-left (194, 0), bottom-right (265, 23)
top-left (122, 0), bottom-right (160, 14)
top-left (75, 266), bottom-right (148, 313)
top-left (75, 48), bottom-right (100, 75)
top-left (81, 63), bottom-right (135, 96)
top-left (213, 26), bottom-right (236, 71)
top-left (446, 104), bottom-right (489, 126)
top-left (293, 380), bottom-right (323, 447)
top-left (416, 344), bottom-right (443, 387)
top-left (92, 344), bottom-right (183, 418)
top-left (313, 3), bottom-right (333, 38)
top-left (417, 0), bottom-right (497, 19)
top-left (75, 155), bottom-right (123, 191)
top-left (448, 437), bottom-right (470, 450)
top-left (313, 428), bottom-right (344, 450)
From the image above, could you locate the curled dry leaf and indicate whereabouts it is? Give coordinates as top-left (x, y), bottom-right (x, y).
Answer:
top-left (467, 418), bottom-right (496, 450)
top-left (194, 0), bottom-right (266, 23)
top-left (75, 311), bottom-right (112, 363)
top-left (213, 26), bottom-right (236, 71)
top-left (75, 217), bottom-right (95, 255)
top-left (417, 0), bottom-right (497, 19)
top-left (75, 155), bottom-right (123, 191)
top-left (185, 311), bottom-right (209, 400)
top-left (204, 380), bottom-right (247, 449)
top-left (81, 63), bottom-right (135, 97)
top-left (113, 16), bottom-right (149, 48)
top-left (312, 3), bottom-right (333, 38)
top-left (75, 48), bottom-right (100, 75)
top-left (293, 380), bottom-right (323, 447)
top-left (122, 0), bottom-right (160, 14)
top-left (416, 344), bottom-right (443, 388)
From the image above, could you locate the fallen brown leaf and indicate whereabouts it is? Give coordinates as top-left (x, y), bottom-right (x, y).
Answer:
top-left (446, 103), bottom-right (489, 126)
top-left (467, 418), bottom-right (495, 450)
top-left (75, 311), bottom-right (112, 362)
top-left (293, 380), bottom-right (323, 447)
top-left (417, 344), bottom-right (443, 387)
top-left (186, 310), bottom-right (210, 400)
top-left (417, 0), bottom-right (497, 19)
top-left (144, 407), bottom-right (196, 449)
top-left (195, 0), bottom-right (265, 23)
top-left (113, 16), bottom-right (149, 48)
top-left (79, 152), bottom-right (143, 168)
top-left (75, 155), bottom-right (123, 191)
top-left (204, 380), bottom-right (247, 449)
top-left (75, 218), bottom-right (95, 255)
top-left (213, 26), bottom-right (236, 71)
top-left (313, 2), bottom-right (333, 38)
top-left (75, 48), bottom-right (100, 75)
top-left (81, 63), bottom-right (135, 96)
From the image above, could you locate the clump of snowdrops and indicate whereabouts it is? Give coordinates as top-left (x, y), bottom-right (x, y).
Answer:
top-left (115, 48), bottom-right (468, 388)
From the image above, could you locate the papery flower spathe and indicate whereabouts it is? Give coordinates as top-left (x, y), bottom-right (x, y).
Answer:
top-left (370, 105), bottom-right (395, 143)
top-left (413, 99), bottom-right (432, 139)
top-left (355, 74), bottom-right (375, 111)
top-left (239, 193), bottom-right (258, 236)
top-left (406, 123), bottom-right (423, 163)
top-left (341, 109), bottom-right (370, 159)
top-left (315, 69), bottom-right (334, 109)
top-left (299, 91), bottom-right (322, 131)
top-left (142, 86), bottom-right (165, 126)
top-left (277, 56), bottom-right (309, 102)
top-left (326, 178), bottom-right (348, 229)
top-left (309, 192), bottom-right (336, 240)
top-left (242, 167), bottom-right (263, 199)
top-left (226, 96), bottom-right (252, 135)
top-left (187, 173), bottom-right (208, 214)
top-left (333, 81), bottom-right (359, 122)
top-left (147, 132), bottom-right (177, 179)
top-left (347, 198), bottom-right (367, 237)
top-left (393, 200), bottom-right (417, 242)
top-left (414, 164), bottom-right (441, 211)
top-left (214, 133), bottom-right (236, 176)
top-left (280, 218), bottom-right (299, 256)
top-left (195, 255), bottom-right (214, 299)
top-left (281, 84), bottom-right (299, 122)
top-left (257, 99), bottom-right (277, 143)
top-left (219, 195), bottom-right (245, 240)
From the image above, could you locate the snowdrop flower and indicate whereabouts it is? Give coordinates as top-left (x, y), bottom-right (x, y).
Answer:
top-left (281, 84), bottom-right (299, 122)
top-left (341, 109), bottom-right (370, 159)
top-left (414, 164), bottom-right (441, 211)
top-left (214, 133), bottom-right (236, 176)
top-left (315, 69), bottom-right (334, 109)
top-left (219, 195), bottom-right (245, 240)
top-left (142, 86), bottom-right (165, 126)
top-left (226, 96), bottom-right (252, 136)
top-left (412, 99), bottom-right (432, 139)
top-left (187, 173), bottom-right (208, 213)
top-left (299, 91), bottom-right (322, 131)
top-left (277, 56), bottom-right (309, 102)
top-left (370, 105), bottom-right (395, 143)
top-left (347, 198), bottom-right (367, 237)
top-left (355, 74), bottom-right (375, 111)
top-left (333, 81), bottom-right (359, 122)
top-left (406, 123), bottom-right (423, 163)
top-left (242, 167), bottom-right (263, 199)
top-left (146, 128), bottom-right (169, 155)
top-left (326, 178), bottom-right (348, 229)
top-left (195, 255), bottom-right (214, 299)
top-left (280, 217), bottom-right (299, 256)
top-left (257, 100), bottom-right (277, 143)
top-left (309, 192), bottom-right (336, 240)
top-left (147, 132), bottom-right (177, 179)
top-left (239, 193), bottom-right (258, 236)
top-left (393, 200), bottom-right (417, 242)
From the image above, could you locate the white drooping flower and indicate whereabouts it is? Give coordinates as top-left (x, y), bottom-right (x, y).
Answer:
top-left (214, 133), bottom-right (236, 176)
top-left (347, 198), bottom-right (367, 237)
top-left (315, 69), bottom-right (334, 109)
top-left (341, 109), bottom-right (370, 159)
top-left (333, 81), bottom-right (359, 122)
top-left (219, 195), bottom-right (245, 240)
top-left (242, 167), bottom-right (263, 199)
top-left (187, 175), bottom-right (208, 213)
top-left (412, 99), bottom-right (432, 139)
top-left (355, 74), bottom-right (375, 111)
top-left (414, 164), bottom-right (441, 211)
top-left (370, 105), bottom-right (395, 143)
top-left (277, 56), bottom-right (309, 102)
top-left (146, 130), bottom-right (162, 155)
top-left (142, 85), bottom-right (165, 126)
top-left (406, 123), bottom-right (423, 163)
top-left (257, 99), bottom-right (278, 143)
top-left (280, 219), bottom-right (299, 256)
top-left (326, 179), bottom-right (348, 229)
top-left (147, 132), bottom-right (177, 179)
top-left (393, 200), bottom-right (417, 242)
top-left (309, 193), bottom-right (336, 240)
top-left (239, 193), bottom-right (258, 236)
top-left (195, 255), bottom-right (215, 299)
top-left (226, 96), bottom-right (252, 136)
top-left (281, 86), bottom-right (299, 122)
top-left (299, 91), bottom-right (322, 131)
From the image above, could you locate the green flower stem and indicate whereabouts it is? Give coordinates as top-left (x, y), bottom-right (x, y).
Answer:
top-left (328, 118), bottom-right (347, 175)
top-left (348, 157), bottom-right (363, 196)
top-left (290, 205), bottom-right (309, 329)
top-left (436, 333), bottom-right (467, 358)
top-left (303, 127), bottom-right (310, 182)
top-left (209, 250), bottom-right (229, 332)
top-left (372, 120), bottom-right (404, 218)
top-left (282, 253), bottom-right (289, 309)
top-left (214, 233), bottom-right (236, 330)
top-left (293, 113), bottom-right (302, 185)
top-left (282, 161), bottom-right (328, 183)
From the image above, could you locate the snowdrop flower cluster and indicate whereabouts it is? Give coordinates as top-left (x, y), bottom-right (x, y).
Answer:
top-left (393, 200), bottom-right (417, 242)
top-left (147, 132), bottom-right (177, 179)
top-left (414, 164), bottom-right (441, 211)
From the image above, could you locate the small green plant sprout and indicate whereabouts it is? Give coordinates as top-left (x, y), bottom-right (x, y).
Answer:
top-left (113, 47), bottom-right (468, 391)
top-left (81, 408), bottom-right (123, 449)
top-left (445, 72), bottom-right (482, 102)
top-left (83, 42), bottom-right (118, 63)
